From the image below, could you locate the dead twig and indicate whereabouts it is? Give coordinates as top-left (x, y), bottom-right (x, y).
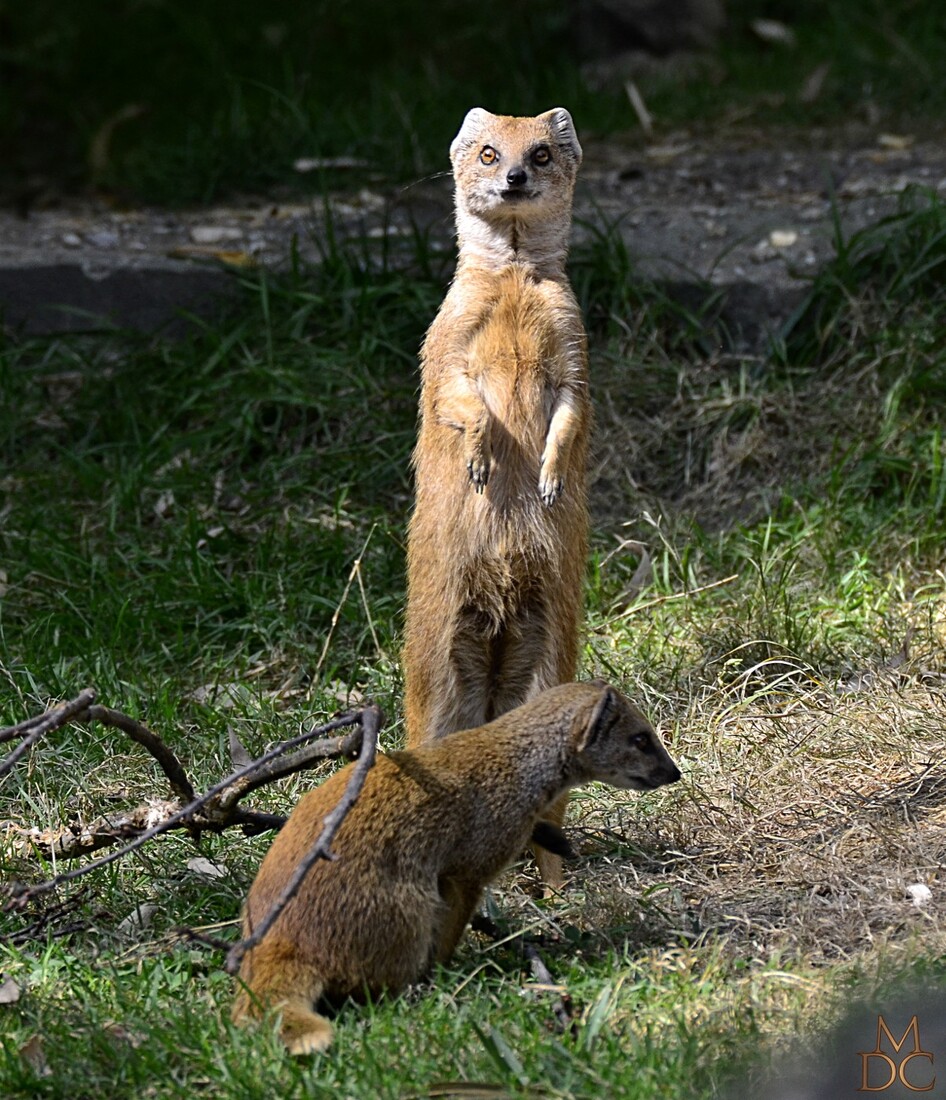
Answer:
top-left (314, 525), bottom-right (376, 679)
top-left (0, 690), bottom-right (96, 777)
top-left (624, 79), bottom-right (654, 137)
top-left (471, 915), bottom-right (577, 1037)
top-left (213, 722), bottom-right (365, 814)
top-left (86, 704), bottom-right (195, 802)
top-left (225, 704), bottom-right (382, 974)
top-left (523, 942), bottom-right (577, 1036)
top-left (1, 885), bottom-right (93, 947)
top-left (606, 573), bottom-right (739, 625)
top-left (3, 704), bottom-right (372, 905)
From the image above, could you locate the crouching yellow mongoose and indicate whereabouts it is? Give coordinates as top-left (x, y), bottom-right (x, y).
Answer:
top-left (403, 107), bottom-right (591, 884)
top-left (232, 681), bottom-right (680, 1055)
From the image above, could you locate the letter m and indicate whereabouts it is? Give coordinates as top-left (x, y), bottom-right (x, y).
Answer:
top-left (876, 1015), bottom-right (923, 1056)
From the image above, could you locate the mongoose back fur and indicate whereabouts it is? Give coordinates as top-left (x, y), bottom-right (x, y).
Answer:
top-left (403, 107), bottom-right (591, 884)
top-left (232, 680), bottom-right (680, 1055)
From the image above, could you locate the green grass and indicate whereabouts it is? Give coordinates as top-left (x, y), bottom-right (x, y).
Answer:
top-left (3, 0), bottom-right (945, 204)
top-left (2, 193), bottom-right (946, 1096)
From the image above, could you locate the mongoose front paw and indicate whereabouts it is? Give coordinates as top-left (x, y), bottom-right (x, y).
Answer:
top-left (467, 457), bottom-right (490, 493)
top-left (539, 472), bottom-right (564, 506)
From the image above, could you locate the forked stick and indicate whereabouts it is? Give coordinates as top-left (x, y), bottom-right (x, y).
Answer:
top-left (2, 698), bottom-right (376, 906)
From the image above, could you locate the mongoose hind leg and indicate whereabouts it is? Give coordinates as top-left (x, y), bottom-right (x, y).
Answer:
top-left (233, 938), bottom-right (334, 1055)
top-left (530, 819), bottom-right (576, 860)
top-left (406, 607), bottom-right (494, 744)
top-left (436, 876), bottom-right (486, 963)
top-left (481, 599), bottom-right (579, 890)
top-left (486, 601), bottom-right (557, 719)
top-left (277, 995), bottom-right (335, 1056)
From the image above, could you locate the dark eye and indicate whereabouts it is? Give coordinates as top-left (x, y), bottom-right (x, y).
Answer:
top-left (631, 732), bottom-right (652, 752)
top-left (480, 146), bottom-right (498, 165)
top-left (532, 145), bottom-right (551, 166)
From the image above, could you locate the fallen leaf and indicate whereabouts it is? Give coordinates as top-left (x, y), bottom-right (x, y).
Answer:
top-left (189, 225), bottom-right (244, 245)
top-left (0, 974), bottom-right (21, 1004)
top-left (154, 489), bottom-right (175, 519)
top-left (166, 246), bottom-right (257, 268)
top-left (187, 857), bottom-right (227, 879)
top-left (293, 156), bottom-right (369, 172)
top-left (228, 726), bottom-right (253, 769)
top-left (748, 18), bottom-right (796, 46)
top-left (750, 18), bottom-right (797, 47)
top-left (769, 229), bottom-right (798, 249)
top-left (102, 1020), bottom-right (144, 1047)
top-left (906, 883), bottom-right (932, 908)
top-left (645, 143), bottom-right (690, 162)
top-left (327, 680), bottom-right (365, 707)
top-left (799, 62), bottom-right (831, 104)
top-left (186, 681), bottom-right (250, 709)
top-left (117, 903), bottom-right (159, 934)
top-left (19, 1035), bottom-right (52, 1078)
top-left (624, 80), bottom-right (653, 136)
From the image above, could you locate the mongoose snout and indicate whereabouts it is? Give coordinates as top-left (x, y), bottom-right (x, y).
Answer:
top-left (232, 680), bottom-right (679, 1055)
top-left (572, 679), bottom-right (680, 793)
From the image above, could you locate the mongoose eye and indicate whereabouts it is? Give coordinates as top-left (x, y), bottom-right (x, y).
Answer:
top-left (532, 145), bottom-right (552, 166)
top-left (479, 146), bottom-right (499, 166)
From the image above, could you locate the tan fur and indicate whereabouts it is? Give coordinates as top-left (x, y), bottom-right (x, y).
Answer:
top-left (232, 681), bottom-right (680, 1054)
top-left (403, 108), bottom-right (590, 883)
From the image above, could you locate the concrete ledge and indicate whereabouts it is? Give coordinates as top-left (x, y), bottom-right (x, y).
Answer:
top-left (1, 135), bottom-right (942, 339)
top-left (0, 262), bottom-right (234, 335)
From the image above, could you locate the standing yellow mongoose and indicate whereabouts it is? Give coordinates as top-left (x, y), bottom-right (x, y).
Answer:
top-left (403, 107), bottom-right (591, 883)
top-left (232, 681), bottom-right (680, 1055)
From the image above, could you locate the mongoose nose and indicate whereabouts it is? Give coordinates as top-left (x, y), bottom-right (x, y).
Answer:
top-left (505, 166), bottom-right (528, 188)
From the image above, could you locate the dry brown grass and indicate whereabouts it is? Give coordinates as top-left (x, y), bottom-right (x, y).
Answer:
top-left (483, 301), bottom-right (946, 1025)
top-left (590, 352), bottom-right (891, 535)
top-left (493, 673), bottom-right (945, 965)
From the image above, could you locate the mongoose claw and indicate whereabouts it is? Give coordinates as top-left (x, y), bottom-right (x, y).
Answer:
top-left (467, 458), bottom-right (490, 492)
top-left (539, 474), bottom-right (564, 506)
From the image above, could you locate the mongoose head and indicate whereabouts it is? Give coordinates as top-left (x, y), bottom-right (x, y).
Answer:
top-left (572, 682), bottom-right (681, 792)
top-left (449, 107), bottom-right (582, 227)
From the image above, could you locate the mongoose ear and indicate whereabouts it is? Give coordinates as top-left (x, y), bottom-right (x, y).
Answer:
top-left (578, 685), bottom-right (618, 751)
top-left (450, 107), bottom-right (492, 162)
top-left (541, 107), bottom-right (582, 164)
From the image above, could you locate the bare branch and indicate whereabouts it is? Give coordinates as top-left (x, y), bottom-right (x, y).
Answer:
top-left (1, 885), bottom-right (93, 947)
top-left (212, 726), bottom-right (365, 815)
top-left (4, 707), bottom-right (371, 907)
top-left (87, 705), bottom-right (195, 802)
top-left (0, 690), bottom-right (96, 778)
top-left (227, 808), bottom-right (287, 836)
top-left (224, 704), bottom-right (382, 974)
top-left (4, 804), bottom-right (290, 864)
